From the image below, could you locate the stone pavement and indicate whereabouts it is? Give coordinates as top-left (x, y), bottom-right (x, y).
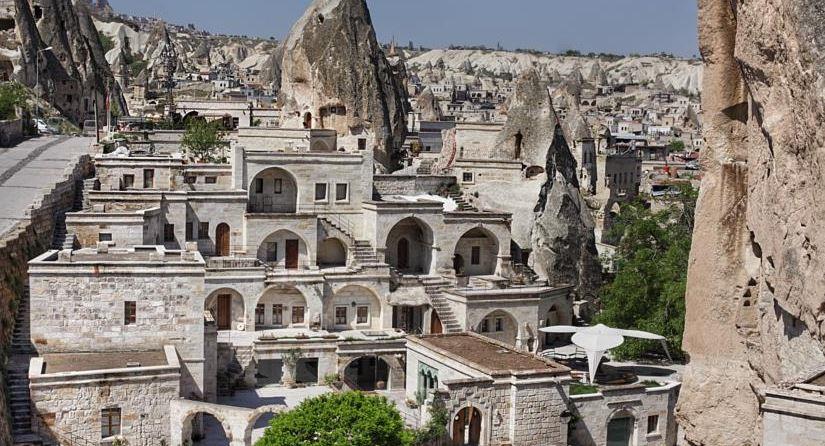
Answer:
top-left (0, 136), bottom-right (94, 237)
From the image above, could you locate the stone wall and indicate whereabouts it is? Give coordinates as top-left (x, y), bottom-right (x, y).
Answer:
top-left (570, 382), bottom-right (680, 446)
top-left (0, 153), bottom-right (92, 444)
top-left (0, 119), bottom-right (23, 147)
top-left (372, 174), bottom-right (456, 197)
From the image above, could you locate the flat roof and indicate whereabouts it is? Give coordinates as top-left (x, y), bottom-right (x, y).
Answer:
top-left (411, 332), bottom-right (568, 375)
top-left (42, 351), bottom-right (168, 373)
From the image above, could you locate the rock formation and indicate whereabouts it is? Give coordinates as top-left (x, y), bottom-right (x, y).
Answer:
top-left (678, 1), bottom-right (825, 444)
top-left (480, 69), bottom-right (600, 298)
top-left (277, 0), bottom-right (409, 170)
top-left (531, 125), bottom-right (601, 299)
top-left (11, 0), bottom-right (124, 123)
top-left (417, 86), bottom-right (442, 122)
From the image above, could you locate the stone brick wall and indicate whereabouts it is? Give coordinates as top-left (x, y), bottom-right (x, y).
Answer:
top-left (30, 366), bottom-right (180, 445)
top-left (372, 174), bottom-right (456, 197)
top-left (0, 154), bottom-right (92, 444)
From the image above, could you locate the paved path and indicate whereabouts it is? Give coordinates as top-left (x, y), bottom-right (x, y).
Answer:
top-left (0, 136), bottom-right (94, 237)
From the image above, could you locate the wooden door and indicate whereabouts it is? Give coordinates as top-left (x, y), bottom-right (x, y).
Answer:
top-left (285, 239), bottom-right (299, 269)
top-left (452, 407), bottom-right (481, 446)
top-left (397, 238), bottom-right (409, 270)
top-left (216, 223), bottom-right (230, 257)
top-left (431, 310), bottom-right (443, 335)
top-left (217, 294), bottom-right (231, 330)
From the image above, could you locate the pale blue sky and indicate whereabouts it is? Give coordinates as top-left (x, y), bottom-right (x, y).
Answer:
top-left (108, 0), bottom-right (699, 57)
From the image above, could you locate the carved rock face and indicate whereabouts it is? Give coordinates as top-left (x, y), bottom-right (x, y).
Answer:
top-left (679, 1), bottom-right (825, 444)
top-left (278, 0), bottom-right (408, 170)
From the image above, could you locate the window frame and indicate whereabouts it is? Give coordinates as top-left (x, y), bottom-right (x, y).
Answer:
top-left (480, 318), bottom-right (490, 333)
top-left (122, 174), bottom-right (134, 189)
top-left (272, 304), bottom-right (283, 326)
top-left (495, 317), bottom-right (504, 332)
top-left (462, 171), bottom-right (475, 184)
top-left (164, 224), bottom-right (175, 243)
top-left (204, 176), bottom-right (217, 184)
top-left (198, 222), bottom-right (210, 240)
top-left (184, 176), bottom-right (197, 184)
top-left (335, 183), bottom-right (349, 202)
top-left (143, 169), bottom-right (155, 189)
top-left (185, 222), bottom-right (194, 241)
top-left (274, 178), bottom-right (283, 194)
top-left (356, 305), bottom-right (369, 325)
top-left (471, 246), bottom-right (481, 265)
top-left (647, 414), bottom-right (660, 435)
top-left (100, 407), bottom-right (121, 439)
top-left (334, 306), bottom-right (348, 326)
top-left (292, 306), bottom-right (306, 325)
top-left (124, 301), bottom-right (136, 325)
top-left (255, 178), bottom-right (264, 194)
top-left (255, 304), bottom-right (265, 325)
top-left (314, 183), bottom-right (328, 202)
top-left (99, 232), bottom-right (113, 242)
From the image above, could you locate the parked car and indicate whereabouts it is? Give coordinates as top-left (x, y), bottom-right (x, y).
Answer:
top-left (82, 120), bottom-right (97, 137)
top-left (34, 119), bottom-right (56, 134)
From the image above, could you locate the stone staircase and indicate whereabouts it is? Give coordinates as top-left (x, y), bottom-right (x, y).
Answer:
top-left (50, 214), bottom-right (76, 250)
top-left (353, 240), bottom-right (381, 265)
top-left (421, 276), bottom-right (462, 333)
top-left (447, 190), bottom-right (478, 212)
top-left (9, 285), bottom-right (43, 446)
top-left (75, 178), bottom-right (97, 211)
top-left (318, 216), bottom-right (383, 267)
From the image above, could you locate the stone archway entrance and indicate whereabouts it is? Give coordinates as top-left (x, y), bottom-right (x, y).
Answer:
top-left (216, 223), bottom-right (230, 257)
top-left (343, 356), bottom-right (390, 391)
top-left (452, 406), bottom-right (482, 446)
top-left (385, 217), bottom-right (434, 274)
top-left (431, 310), bottom-right (443, 334)
top-left (607, 413), bottom-right (635, 446)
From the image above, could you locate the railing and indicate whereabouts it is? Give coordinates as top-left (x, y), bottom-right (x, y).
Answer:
top-left (206, 257), bottom-right (263, 269)
top-left (319, 212), bottom-right (355, 241)
top-left (247, 196), bottom-right (297, 214)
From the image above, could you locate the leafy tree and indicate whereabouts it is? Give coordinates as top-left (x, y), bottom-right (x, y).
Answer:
top-left (595, 185), bottom-right (698, 360)
top-left (668, 140), bottom-right (686, 151)
top-left (412, 397), bottom-right (449, 445)
top-left (0, 82), bottom-right (29, 120)
top-left (181, 119), bottom-right (228, 163)
top-left (257, 392), bottom-right (414, 446)
top-left (98, 31), bottom-right (116, 54)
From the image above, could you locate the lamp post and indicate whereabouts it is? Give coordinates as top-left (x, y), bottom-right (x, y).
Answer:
top-left (34, 46), bottom-right (53, 118)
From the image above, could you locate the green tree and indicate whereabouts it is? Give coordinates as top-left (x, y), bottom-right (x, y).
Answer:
top-left (257, 392), bottom-right (414, 446)
top-left (595, 185), bottom-right (697, 360)
top-left (0, 82), bottom-right (29, 120)
top-left (181, 119), bottom-right (228, 163)
top-left (98, 31), bottom-right (116, 54)
top-left (668, 140), bottom-right (686, 151)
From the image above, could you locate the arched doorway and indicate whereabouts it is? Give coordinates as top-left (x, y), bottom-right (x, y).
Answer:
top-left (397, 238), bottom-right (410, 270)
top-left (544, 305), bottom-right (560, 346)
top-left (453, 228), bottom-right (499, 276)
top-left (607, 412), bottom-right (635, 446)
top-left (248, 167), bottom-right (298, 213)
top-left (328, 285), bottom-right (382, 330)
top-left (317, 238), bottom-right (347, 268)
top-left (385, 217), bottom-right (434, 274)
top-left (205, 289), bottom-right (245, 331)
top-left (257, 230), bottom-right (308, 269)
top-left (343, 356), bottom-right (390, 391)
top-left (476, 310), bottom-right (518, 346)
top-left (303, 112), bottom-right (312, 129)
top-left (182, 412), bottom-right (231, 446)
top-left (255, 285), bottom-right (309, 330)
top-left (431, 310), bottom-right (443, 334)
top-left (452, 406), bottom-right (482, 446)
top-left (215, 223), bottom-right (230, 257)
top-left (452, 254), bottom-right (465, 275)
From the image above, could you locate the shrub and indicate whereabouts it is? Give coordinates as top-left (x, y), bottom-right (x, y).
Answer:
top-left (569, 383), bottom-right (599, 395)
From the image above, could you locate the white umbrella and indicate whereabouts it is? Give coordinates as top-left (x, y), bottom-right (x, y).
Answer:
top-left (539, 324), bottom-right (671, 383)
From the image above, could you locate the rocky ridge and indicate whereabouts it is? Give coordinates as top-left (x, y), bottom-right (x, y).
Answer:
top-left (678, 0), bottom-right (825, 444)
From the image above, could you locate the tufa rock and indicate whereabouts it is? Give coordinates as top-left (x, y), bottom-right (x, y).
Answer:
top-left (278, 0), bottom-right (409, 170)
top-left (678, 0), bottom-right (825, 445)
top-left (417, 87), bottom-right (442, 122)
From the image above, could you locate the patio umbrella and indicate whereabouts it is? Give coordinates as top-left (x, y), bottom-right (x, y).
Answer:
top-left (539, 324), bottom-right (670, 383)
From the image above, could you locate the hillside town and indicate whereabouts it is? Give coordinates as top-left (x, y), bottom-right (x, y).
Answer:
top-left (0, 1), bottom-right (822, 446)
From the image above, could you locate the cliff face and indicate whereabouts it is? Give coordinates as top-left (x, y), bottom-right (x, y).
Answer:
top-left (278, 0), bottom-right (409, 170)
top-left (679, 1), bottom-right (825, 444)
top-left (12, 0), bottom-right (123, 123)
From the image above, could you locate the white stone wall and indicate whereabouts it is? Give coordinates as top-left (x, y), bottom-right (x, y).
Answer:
top-left (30, 367), bottom-right (180, 446)
top-left (570, 383), bottom-right (680, 446)
top-left (763, 388), bottom-right (825, 446)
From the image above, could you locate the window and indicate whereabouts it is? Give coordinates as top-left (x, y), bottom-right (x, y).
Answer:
top-left (314, 183), bottom-right (328, 201)
top-left (199, 222), bottom-right (209, 240)
top-left (255, 178), bottom-right (264, 193)
top-left (272, 305), bottom-right (283, 326)
top-left (101, 408), bottom-right (121, 438)
top-left (185, 222), bottom-right (193, 241)
top-left (462, 172), bottom-right (474, 183)
top-left (335, 306), bottom-right (347, 326)
top-left (425, 145), bottom-right (432, 152)
top-left (164, 224), bottom-right (175, 242)
top-left (481, 318), bottom-right (489, 333)
top-left (184, 176), bottom-right (197, 184)
top-left (292, 306), bottom-right (305, 324)
top-left (274, 178), bottom-right (282, 194)
top-left (265, 242), bottom-right (277, 262)
top-left (205, 176), bottom-right (217, 184)
top-left (99, 233), bottom-right (113, 242)
top-left (255, 304), bottom-right (265, 325)
top-left (124, 301), bottom-right (136, 325)
top-left (143, 169), bottom-right (154, 188)
top-left (335, 183), bottom-right (348, 202)
top-left (647, 415), bottom-right (659, 434)
top-left (471, 246), bottom-right (481, 265)
top-left (358, 138), bottom-right (367, 151)
top-left (357, 306), bottom-right (369, 324)
top-left (495, 317), bottom-right (503, 332)
top-left (122, 174), bottom-right (134, 189)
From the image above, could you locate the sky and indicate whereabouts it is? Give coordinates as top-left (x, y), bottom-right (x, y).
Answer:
top-left (107, 0), bottom-right (699, 58)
